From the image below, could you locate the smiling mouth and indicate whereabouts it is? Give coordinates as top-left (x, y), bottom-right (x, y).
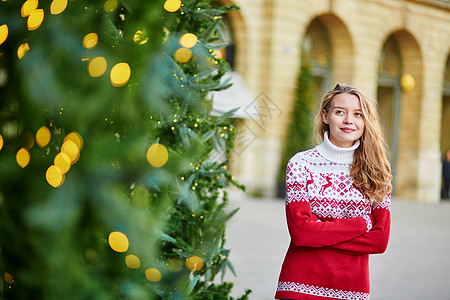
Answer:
top-left (341, 128), bottom-right (355, 133)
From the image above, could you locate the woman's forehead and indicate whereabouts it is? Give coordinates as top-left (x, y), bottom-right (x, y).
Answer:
top-left (330, 93), bottom-right (362, 109)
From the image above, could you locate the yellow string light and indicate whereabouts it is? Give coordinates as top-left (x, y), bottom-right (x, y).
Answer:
top-left (88, 57), bottom-right (107, 77)
top-left (212, 49), bottom-right (222, 59)
top-left (17, 43), bottom-right (30, 59)
top-left (133, 30), bottom-right (149, 45)
top-left (35, 126), bottom-right (51, 148)
top-left (61, 139), bottom-right (79, 164)
top-left (27, 9), bottom-right (44, 31)
top-left (125, 255), bottom-right (141, 269)
top-left (22, 132), bottom-right (35, 149)
top-left (110, 62), bottom-right (131, 87)
top-left (185, 256), bottom-right (204, 271)
top-left (0, 134), bottom-right (3, 151)
top-left (46, 165), bottom-right (65, 187)
top-left (3, 272), bottom-right (14, 285)
top-left (179, 33), bottom-right (197, 48)
top-left (63, 132), bottom-right (83, 151)
top-left (0, 25), bottom-right (8, 46)
top-left (108, 231), bottom-right (129, 253)
top-left (21, 0), bottom-right (39, 17)
top-left (50, 0), bottom-right (68, 14)
top-left (163, 0), bottom-right (181, 12)
top-left (16, 148), bottom-right (30, 168)
top-left (54, 152), bottom-right (71, 174)
top-left (145, 268), bottom-right (162, 282)
top-left (146, 143), bottom-right (168, 167)
top-left (82, 33), bottom-right (98, 49)
top-left (104, 0), bottom-right (118, 12)
top-left (174, 48), bottom-right (192, 63)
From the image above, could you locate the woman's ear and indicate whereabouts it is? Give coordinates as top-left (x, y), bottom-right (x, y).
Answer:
top-left (321, 109), bottom-right (328, 124)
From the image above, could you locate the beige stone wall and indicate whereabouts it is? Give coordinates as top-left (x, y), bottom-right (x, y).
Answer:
top-left (228, 0), bottom-right (450, 202)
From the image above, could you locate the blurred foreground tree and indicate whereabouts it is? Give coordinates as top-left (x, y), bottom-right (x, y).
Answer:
top-left (276, 61), bottom-right (316, 198)
top-left (0, 0), bottom-right (250, 299)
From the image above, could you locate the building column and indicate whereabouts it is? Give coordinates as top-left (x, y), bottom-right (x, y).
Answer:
top-left (415, 52), bottom-right (447, 202)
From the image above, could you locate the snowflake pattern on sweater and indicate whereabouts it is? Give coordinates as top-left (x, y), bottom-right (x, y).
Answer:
top-left (275, 134), bottom-right (391, 300)
top-left (277, 282), bottom-right (370, 300)
top-left (285, 148), bottom-right (373, 220)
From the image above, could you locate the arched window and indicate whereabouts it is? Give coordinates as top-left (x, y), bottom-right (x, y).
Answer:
top-left (301, 19), bottom-right (332, 97)
top-left (377, 36), bottom-right (402, 182)
top-left (441, 56), bottom-right (450, 156)
top-left (221, 15), bottom-right (235, 70)
top-left (210, 11), bottom-right (253, 118)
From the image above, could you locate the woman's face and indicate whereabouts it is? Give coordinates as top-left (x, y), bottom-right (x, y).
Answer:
top-left (322, 93), bottom-right (365, 148)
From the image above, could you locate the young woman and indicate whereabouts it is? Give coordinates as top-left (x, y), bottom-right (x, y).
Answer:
top-left (275, 84), bottom-right (392, 300)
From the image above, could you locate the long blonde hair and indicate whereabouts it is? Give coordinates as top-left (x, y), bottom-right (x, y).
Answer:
top-left (313, 84), bottom-right (392, 204)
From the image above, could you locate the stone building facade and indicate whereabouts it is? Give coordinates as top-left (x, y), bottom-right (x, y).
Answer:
top-left (219, 0), bottom-right (450, 203)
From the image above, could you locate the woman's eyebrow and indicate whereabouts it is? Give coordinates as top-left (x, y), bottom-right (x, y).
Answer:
top-left (332, 106), bottom-right (362, 112)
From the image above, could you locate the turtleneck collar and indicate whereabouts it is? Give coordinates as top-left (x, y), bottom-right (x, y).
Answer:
top-left (316, 132), bottom-right (360, 164)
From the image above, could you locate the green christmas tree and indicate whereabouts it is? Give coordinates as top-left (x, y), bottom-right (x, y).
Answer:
top-left (0, 0), bottom-right (250, 299)
top-left (277, 61), bottom-right (316, 197)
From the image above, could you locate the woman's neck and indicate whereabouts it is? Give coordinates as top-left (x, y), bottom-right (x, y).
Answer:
top-left (316, 132), bottom-right (360, 164)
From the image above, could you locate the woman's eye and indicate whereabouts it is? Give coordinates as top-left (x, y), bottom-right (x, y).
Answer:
top-left (355, 113), bottom-right (363, 117)
top-left (335, 110), bottom-right (344, 115)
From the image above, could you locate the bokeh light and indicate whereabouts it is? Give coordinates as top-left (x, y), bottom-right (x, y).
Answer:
top-left (110, 62), bottom-right (131, 87)
top-left (46, 165), bottom-right (65, 188)
top-left (0, 25), bottom-right (8, 46)
top-left (36, 126), bottom-right (51, 148)
top-left (88, 57), bottom-right (107, 77)
top-left (83, 33), bottom-right (98, 49)
top-left (133, 30), bottom-right (149, 45)
top-left (125, 255), bottom-right (141, 269)
top-left (108, 231), bottom-right (129, 253)
top-left (21, 0), bottom-right (39, 17)
top-left (212, 49), bottom-right (222, 59)
top-left (167, 257), bottom-right (183, 271)
top-left (16, 148), bottom-right (30, 168)
top-left (146, 143), bottom-right (168, 167)
top-left (185, 256), bottom-right (204, 271)
top-left (145, 268), bottom-right (162, 282)
top-left (4, 272), bottom-right (14, 285)
top-left (164, 0), bottom-right (181, 12)
top-left (104, 0), bottom-right (118, 12)
top-left (179, 33), bottom-right (197, 48)
top-left (64, 132), bottom-right (83, 150)
top-left (174, 48), bottom-right (192, 63)
top-left (22, 132), bottom-right (35, 149)
top-left (61, 140), bottom-right (79, 164)
top-left (17, 43), bottom-right (30, 59)
top-left (0, 134), bottom-right (3, 151)
top-left (401, 73), bottom-right (415, 93)
top-left (27, 9), bottom-right (44, 31)
top-left (131, 186), bottom-right (150, 208)
top-left (50, 0), bottom-right (68, 15)
top-left (54, 152), bottom-right (71, 174)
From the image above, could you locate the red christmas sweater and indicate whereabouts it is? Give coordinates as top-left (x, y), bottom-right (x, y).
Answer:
top-left (275, 133), bottom-right (391, 300)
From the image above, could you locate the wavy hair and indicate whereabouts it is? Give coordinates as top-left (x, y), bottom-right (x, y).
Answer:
top-left (313, 84), bottom-right (392, 205)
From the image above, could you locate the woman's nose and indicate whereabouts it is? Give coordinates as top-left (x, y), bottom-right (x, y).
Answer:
top-left (343, 115), bottom-right (353, 124)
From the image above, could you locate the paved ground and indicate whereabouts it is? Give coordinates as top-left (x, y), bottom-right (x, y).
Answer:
top-left (223, 194), bottom-right (450, 300)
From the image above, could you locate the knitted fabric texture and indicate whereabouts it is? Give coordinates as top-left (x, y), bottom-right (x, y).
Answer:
top-left (275, 133), bottom-right (391, 300)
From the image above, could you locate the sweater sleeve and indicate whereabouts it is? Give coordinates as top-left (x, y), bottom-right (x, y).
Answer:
top-left (327, 194), bottom-right (391, 255)
top-left (285, 157), bottom-right (373, 248)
